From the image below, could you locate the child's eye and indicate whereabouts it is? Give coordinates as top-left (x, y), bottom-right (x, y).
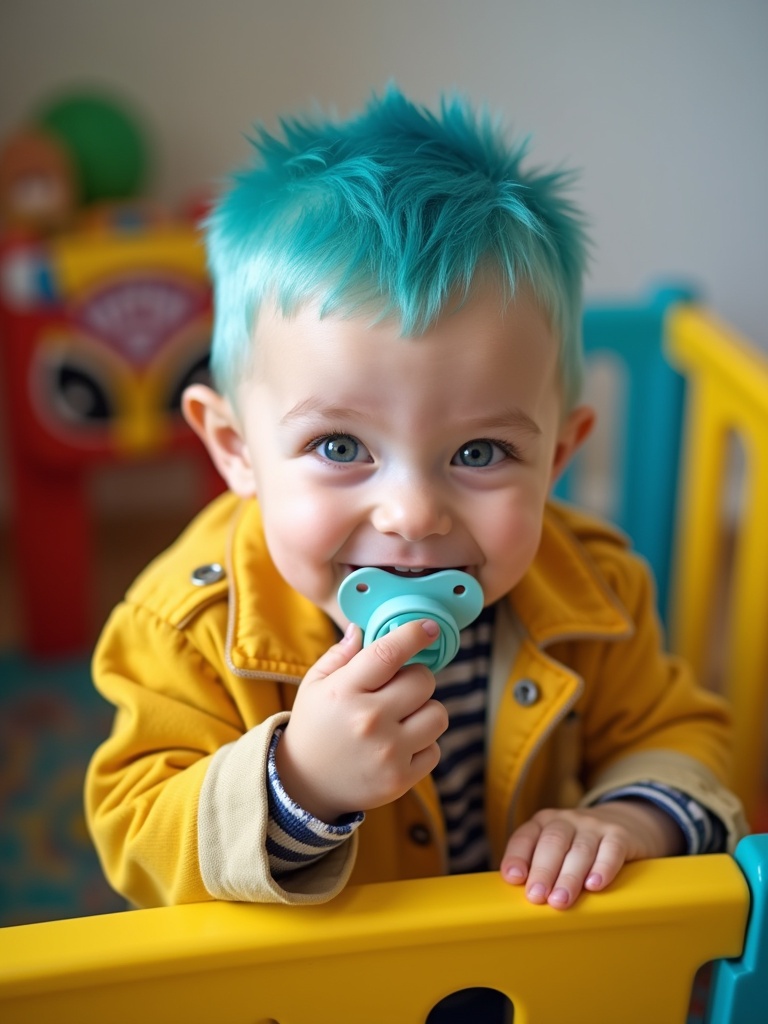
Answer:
top-left (309, 433), bottom-right (371, 463)
top-left (452, 439), bottom-right (516, 468)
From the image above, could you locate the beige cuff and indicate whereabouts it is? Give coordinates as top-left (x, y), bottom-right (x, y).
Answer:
top-left (198, 711), bottom-right (358, 904)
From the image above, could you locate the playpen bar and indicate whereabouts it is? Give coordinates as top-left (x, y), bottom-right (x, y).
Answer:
top-left (0, 855), bottom-right (749, 1024)
top-left (715, 405), bottom-right (768, 821)
top-left (666, 307), bottom-right (768, 822)
top-left (664, 372), bottom-right (730, 674)
top-left (667, 307), bottom-right (768, 410)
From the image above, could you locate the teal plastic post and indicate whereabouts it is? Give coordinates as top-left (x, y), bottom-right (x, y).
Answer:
top-left (555, 282), bottom-right (695, 622)
top-left (705, 834), bottom-right (768, 1023)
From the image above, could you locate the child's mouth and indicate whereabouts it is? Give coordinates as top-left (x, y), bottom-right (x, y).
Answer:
top-left (386, 566), bottom-right (437, 577)
top-left (351, 565), bottom-right (461, 579)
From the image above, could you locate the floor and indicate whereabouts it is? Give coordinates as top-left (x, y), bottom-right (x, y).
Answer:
top-left (0, 511), bottom-right (192, 927)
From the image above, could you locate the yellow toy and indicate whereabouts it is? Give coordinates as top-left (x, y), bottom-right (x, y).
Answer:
top-left (0, 224), bottom-right (222, 657)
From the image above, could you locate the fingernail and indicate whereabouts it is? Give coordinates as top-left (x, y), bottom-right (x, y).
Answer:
top-left (527, 883), bottom-right (547, 900)
top-left (504, 865), bottom-right (526, 882)
top-left (550, 887), bottom-right (569, 905)
top-left (586, 873), bottom-right (603, 889)
top-left (342, 623), bottom-right (357, 644)
top-left (421, 619), bottom-right (440, 638)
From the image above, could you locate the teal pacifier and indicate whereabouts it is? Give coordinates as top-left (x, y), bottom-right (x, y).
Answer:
top-left (337, 568), bottom-right (484, 673)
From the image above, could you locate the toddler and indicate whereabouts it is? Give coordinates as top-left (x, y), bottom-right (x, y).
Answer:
top-left (86, 88), bottom-right (745, 914)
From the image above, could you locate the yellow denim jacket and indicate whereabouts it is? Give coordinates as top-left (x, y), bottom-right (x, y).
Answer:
top-left (85, 492), bottom-right (746, 908)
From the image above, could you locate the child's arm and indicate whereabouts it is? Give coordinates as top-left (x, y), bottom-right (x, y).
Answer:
top-left (86, 605), bottom-right (445, 908)
top-left (495, 515), bottom-right (747, 910)
top-left (500, 799), bottom-right (685, 910)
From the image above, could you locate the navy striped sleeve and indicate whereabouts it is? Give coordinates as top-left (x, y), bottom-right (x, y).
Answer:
top-left (595, 781), bottom-right (727, 854)
top-left (266, 727), bottom-right (364, 880)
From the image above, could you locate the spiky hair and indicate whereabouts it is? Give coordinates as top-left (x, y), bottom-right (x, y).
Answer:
top-left (205, 86), bottom-right (590, 408)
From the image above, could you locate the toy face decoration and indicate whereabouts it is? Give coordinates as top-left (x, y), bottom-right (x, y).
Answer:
top-left (29, 272), bottom-right (212, 456)
top-left (1, 226), bottom-right (212, 465)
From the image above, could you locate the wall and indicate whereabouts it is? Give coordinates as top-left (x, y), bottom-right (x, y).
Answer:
top-left (1, 0), bottom-right (766, 517)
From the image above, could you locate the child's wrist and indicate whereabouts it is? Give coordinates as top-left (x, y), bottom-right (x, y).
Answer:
top-left (272, 729), bottom-right (347, 824)
top-left (606, 797), bottom-right (687, 857)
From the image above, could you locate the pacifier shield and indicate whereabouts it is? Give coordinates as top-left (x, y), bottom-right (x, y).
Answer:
top-left (338, 568), bottom-right (484, 673)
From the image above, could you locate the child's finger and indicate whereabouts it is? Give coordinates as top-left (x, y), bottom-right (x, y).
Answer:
top-left (545, 833), bottom-right (602, 909)
top-left (304, 623), bottom-right (364, 682)
top-left (408, 741), bottom-right (442, 781)
top-left (582, 833), bottom-right (628, 892)
top-left (521, 819), bottom-right (578, 904)
top-left (500, 819), bottom-right (544, 884)
top-left (347, 618), bottom-right (441, 692)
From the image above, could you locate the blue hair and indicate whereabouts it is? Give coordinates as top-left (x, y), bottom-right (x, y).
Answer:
top-left (206, 87), bottom-right (590, 409)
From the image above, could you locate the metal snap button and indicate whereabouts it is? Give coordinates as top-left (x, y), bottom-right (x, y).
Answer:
top-left (191, 563), bottom-right (225, 586)
top-left (513, 679), bottom-right (540, 707)
top-left (408, 824), bottom-right (432, 846)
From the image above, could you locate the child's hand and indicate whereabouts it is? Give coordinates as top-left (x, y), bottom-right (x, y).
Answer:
top-left (500, 801), bottom-right (686, 909)
top-left (274, 619), bottom-right (448, 823)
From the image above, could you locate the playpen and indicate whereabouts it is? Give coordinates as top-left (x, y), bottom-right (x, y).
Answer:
top-left (1, 286), bottom-right (767, 1022)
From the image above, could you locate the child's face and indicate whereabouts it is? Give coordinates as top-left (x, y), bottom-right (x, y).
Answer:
top-left (190, 280), bottom-right (592, 627)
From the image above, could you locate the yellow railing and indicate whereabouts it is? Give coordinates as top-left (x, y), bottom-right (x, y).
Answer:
top-left (667, 306), bottom-right (768, 825)
top-left (0, 856), bottom-right (750, 1024)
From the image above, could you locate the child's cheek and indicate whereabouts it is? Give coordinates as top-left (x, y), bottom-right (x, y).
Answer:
top-left (262, 495), bottom-right (349, 599)
top-left (479, 503), bottom-right (544, 602)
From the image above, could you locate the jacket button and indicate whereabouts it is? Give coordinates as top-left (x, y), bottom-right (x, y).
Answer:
top-left (191, 563), bottom-right (226, 586)
top-left (408, 824), bottom-right (432, 846)
top-left (513, 679), bottom-right (540, 706)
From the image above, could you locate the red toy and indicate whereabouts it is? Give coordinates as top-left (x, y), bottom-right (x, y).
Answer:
top-left (0, 226), bottom-right (223, 656)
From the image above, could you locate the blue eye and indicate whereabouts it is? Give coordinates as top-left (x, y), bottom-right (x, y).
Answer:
top-left (321, 434), bottom-right (361, 463)
top-left (453, 439), bottom-right (502, 468)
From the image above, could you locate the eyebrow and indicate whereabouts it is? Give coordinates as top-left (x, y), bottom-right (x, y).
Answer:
top-left (281, 398), bottom-right (541, 437)
top-left (279, 397), bottom-right (371, 427)
top-left (465, 408), bottom-right (543, 438)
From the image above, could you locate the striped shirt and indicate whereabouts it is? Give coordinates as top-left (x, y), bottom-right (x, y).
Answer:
top-left (429, 604), bottom-right (494, 872)
top-left (265, 605), bottom-right (726, 879)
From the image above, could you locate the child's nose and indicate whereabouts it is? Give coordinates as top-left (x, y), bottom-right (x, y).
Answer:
top-left (370, 482), bottom-right (452, 541)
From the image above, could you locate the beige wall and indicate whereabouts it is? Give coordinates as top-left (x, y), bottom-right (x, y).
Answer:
top-left (1, 0), bottom-right (766, 517)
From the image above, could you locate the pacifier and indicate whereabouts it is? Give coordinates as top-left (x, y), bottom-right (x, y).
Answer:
top-left (337, 567), bottom-right (484, 673)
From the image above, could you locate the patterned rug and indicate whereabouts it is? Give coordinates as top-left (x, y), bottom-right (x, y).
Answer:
top-left (0, 651), bottom-right (125, 927)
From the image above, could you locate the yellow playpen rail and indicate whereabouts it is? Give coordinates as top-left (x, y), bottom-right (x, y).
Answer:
top-left (1, 301), bottom-right (767, 1024)
top-left (666, 306), bottom-right (768, 826)
top-left (0, 855), bottom-right (752, 1023)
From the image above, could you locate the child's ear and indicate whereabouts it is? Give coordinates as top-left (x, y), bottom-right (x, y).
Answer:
top-left (182, 384), bottom-right (257, 497)
top-left (550, 405), bottom-right (596, 484)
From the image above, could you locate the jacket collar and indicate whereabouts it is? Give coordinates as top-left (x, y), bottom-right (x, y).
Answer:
top-left (225, 500), bottom-right (338, 678)
top-left (509, 501), bottom-right (634, 647)
top-left (226, 498), bottom-right (633, 676)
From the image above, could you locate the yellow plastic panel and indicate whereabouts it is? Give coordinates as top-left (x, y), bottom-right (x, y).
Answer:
top-left (0, 855), bottom-right (748, 1024)
top-left (51, 226), bottom-right (208, 293)
top-left (667, 306), bottom-right (768, 823)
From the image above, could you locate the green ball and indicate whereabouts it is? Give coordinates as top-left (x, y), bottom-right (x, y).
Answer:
top-left (35, 91), bottom-right (149, 203)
